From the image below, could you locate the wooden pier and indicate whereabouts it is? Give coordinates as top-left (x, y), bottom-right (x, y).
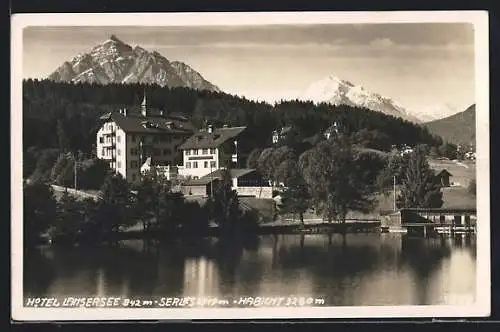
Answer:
top-left (381, 208), bottom-right (476, 236)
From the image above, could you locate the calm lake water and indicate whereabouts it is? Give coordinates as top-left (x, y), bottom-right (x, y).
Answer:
top-left (24, 233), bottom-right (476, 306)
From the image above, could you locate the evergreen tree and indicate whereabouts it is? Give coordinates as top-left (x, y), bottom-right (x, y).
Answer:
top-left (397, 150), bottom-right (443, 208)
top-left (56, 120), bottom-right (71, 152)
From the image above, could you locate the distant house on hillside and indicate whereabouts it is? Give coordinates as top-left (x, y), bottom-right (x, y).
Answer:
top-left (400, 144), bottom-right (414, 156)
top-left (436, 169), bottom-right (453, 187)
top-left (272, 126), bottom-right (292, 144)
top-left (465, 151), bottom-right (476, 160)
top-left (324, 121), bottom-right (340, 140)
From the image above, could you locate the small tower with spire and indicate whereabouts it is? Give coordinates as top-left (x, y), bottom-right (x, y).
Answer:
top-left (141, 89), bottom-right (147, 117)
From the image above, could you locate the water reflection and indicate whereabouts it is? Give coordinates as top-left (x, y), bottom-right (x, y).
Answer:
top-left (24, 233), bottom-right (476, 306)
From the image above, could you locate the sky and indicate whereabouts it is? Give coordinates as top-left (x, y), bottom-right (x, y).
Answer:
top-left (23, 23), bottom-right (476, 113)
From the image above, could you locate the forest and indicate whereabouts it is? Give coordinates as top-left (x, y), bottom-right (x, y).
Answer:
top-left (23, 79), bottom-right (444, 158)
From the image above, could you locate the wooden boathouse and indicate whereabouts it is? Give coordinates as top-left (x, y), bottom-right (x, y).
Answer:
top-left (381, 208), bottom-right (477, 235)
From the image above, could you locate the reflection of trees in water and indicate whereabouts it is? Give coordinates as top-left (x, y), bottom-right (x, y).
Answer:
top-left (24, 247), bottom-right (56, 297)
top-left (276, 234), bottom-right (381, 279)
top-left (399, 234), bottom-right (476, 305)
top-left (26, 241), bottom-right (162, 297)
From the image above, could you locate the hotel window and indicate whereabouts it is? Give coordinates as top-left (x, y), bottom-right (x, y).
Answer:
top-left (204, 161), bottom-right (209, 168)
top-left (193, 162), bottom-right (198, 168)
top-left (210, 148), bottom-right (216, 154)
top-left (192, 149), bottom-right (198, 155)
top-left (132, 173), bottom-right (137, 181)
top-left (163, 148), bottom-right (171, 156)
top-left (186, 150), bottom-right (191, 156)
top-left (117, 135), bottom-right (121, 143)
top-left (202, 148), bottom-right (208, 155)
top-left (131, 135), bottom-right (136, 142)
top-left (153, 148), bottom-right (161, 156)
top-left (131, 161), bottom-right (138, 169)
top-left (186, 162), bottom-right (191, 169)
top-left (101, 148), bottom-right (105, 156)
top-left (210, 161), bottom-right (216, 168)
top-left (153, 136), bottom-right (159, 143)
top-left (117, 161), bottom-right (121, 168)
top-left (117, 149), bottom-right (121, 156)
top-left (99, 136), bottom-right (104, 143)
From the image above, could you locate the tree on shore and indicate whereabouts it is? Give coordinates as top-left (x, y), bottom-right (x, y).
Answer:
top-left (278, 171), bottom-right (311, 225)
top-left (55, 191), bottom-right (84, 238)
top-left (208, 169), bottom-right (242, 232)
top-left (246, 148), bottom-right (263, 169)
top-left (134, 175), bottom-right (161, 231)
top-left (96, 173), bottom-right (135, 234)
top-left (397, 149), bottom-right (443, 208)
top-left (299, 135), bottom-right (375, 223)
top-left (23, 181), bottom-right (57, 247)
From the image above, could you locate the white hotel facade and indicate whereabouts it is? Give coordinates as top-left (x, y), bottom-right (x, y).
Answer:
top-left (96, 95), bottom-right (194, 184)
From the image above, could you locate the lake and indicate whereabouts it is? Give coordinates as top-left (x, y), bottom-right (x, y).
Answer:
top-left (24, 233), bottom-right (476, 307)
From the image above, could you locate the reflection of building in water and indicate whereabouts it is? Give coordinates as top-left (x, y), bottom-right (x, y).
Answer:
top-left (183, 258), bottom-right (219, 297)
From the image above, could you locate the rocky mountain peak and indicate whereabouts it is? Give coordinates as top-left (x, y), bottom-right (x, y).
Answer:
top-left (48, 35), bottom-right (220, 92)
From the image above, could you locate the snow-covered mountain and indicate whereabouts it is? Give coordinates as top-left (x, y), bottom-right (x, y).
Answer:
top-left (300, 75), bottom-right (422, 123)
top-left (48, 35), bottom-right (220, 92)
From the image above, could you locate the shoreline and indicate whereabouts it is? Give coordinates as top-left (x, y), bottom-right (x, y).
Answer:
top-left (42, 221), bottom-right (382, 246)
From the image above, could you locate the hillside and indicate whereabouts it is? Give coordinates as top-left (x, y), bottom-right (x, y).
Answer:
top-left (425, 104), bottom-right (476, 146)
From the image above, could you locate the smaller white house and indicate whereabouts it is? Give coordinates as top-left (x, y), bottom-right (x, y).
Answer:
top-left (400, 145), bottom-right (414, 156)
top-left (465, 151), bottom-right (476, 160)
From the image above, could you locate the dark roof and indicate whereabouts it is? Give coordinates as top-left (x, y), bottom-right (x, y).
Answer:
top-left (437, 169), bottom-right (453, 177)
top-left (178, 126), bottom-right (247, 150)
top-left (201, 168), bottom-right (255, 180)
top-left (100, 110), bottom-right (195, 134)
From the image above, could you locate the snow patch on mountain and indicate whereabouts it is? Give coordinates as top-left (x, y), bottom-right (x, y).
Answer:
top-left (300, 75), bottom-right (422, 123)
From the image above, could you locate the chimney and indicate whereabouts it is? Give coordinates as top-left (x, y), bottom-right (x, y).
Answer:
top-left (207, 124), bottom-right (213, 134)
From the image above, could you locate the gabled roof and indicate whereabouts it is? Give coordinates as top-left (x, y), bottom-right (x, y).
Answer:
top-left (178, 126), bottom-right (247, 150)
top-left (437, 169), bottom-right (453, 177)
top-left (100, 110), bottom-right (195, 134)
